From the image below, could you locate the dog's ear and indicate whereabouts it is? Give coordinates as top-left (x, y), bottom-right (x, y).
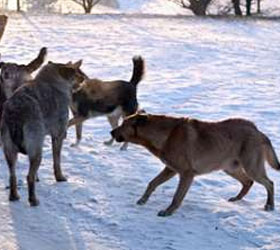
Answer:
top-left (135, 114), bottom-right (148, 126)
top-left (59, 67), bottom-right (76, 81)
top-left (73, 60), bottom-right (83, 69)
top-left (39, 47), bottom-right (47, 57)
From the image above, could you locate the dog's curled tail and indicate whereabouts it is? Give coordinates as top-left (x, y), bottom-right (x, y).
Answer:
top-left (25, 47), bottom-right (47, 73)
top-left (130, 56), bottom-right (145, 86)
top-left (262, 132), bottom-right (280, 171)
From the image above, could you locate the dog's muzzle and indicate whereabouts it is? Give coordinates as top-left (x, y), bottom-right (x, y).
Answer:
top-left (111, 129), bottom-right (124, 143)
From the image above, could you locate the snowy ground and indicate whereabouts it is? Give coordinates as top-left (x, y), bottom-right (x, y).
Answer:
top-left (0, 12), bottom-right (280, 250)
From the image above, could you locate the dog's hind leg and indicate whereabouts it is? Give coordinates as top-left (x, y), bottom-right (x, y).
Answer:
top-left (52, 136), bottom-right (67, 182)
top-left (27, 153), bottom-right (42, 206)
top-left (158, 169), bottom-right (194, 217)
top-left (4, 148), bottom-right (20, 201)
top-left (245, 164), bottom-right (274, 211)
top-left (224, 167), bottom-right (253, 202)
top-left (137, 166), bottom-right (176, 205)
top-left (241, 146), bottom-right (274, 211)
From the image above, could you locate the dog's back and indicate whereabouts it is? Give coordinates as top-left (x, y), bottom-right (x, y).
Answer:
top-left (1, 85), bottom-right (44, 154)
top-left (72, 56), bottom-right (145, 118)
top-left (1, 62), bottom-right (74, 155)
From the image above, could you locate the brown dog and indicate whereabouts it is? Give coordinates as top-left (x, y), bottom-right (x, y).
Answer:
top-left (111, 113), bottom-right (280, 216)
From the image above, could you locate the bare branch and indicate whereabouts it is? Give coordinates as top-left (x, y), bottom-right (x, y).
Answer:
top-left (70, 0), bottom-right (102, 13)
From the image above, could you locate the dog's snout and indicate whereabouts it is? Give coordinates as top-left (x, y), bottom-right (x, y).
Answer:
top-left (111, 128), bottom-right (125, 142)
top-left (111, 129), bottom-right (116, 138)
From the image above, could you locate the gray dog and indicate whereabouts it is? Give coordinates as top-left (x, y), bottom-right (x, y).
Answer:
top-left (0, 47), bottom-right (47, 126)
top-left (1, 61), bottom-right (81, 206)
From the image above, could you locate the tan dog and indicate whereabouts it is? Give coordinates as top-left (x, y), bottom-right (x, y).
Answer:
top-left (111, 113), bottom-right (280, 216)
top-left (68, 56), bottom-right (145, 150)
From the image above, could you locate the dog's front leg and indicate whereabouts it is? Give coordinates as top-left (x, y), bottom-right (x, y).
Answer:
top-left (104, 115), bottom-right (119, 146)
top-left (52, 136), bottom-right (67, 182)
top-left (68, 116), bottom-right (86, 128)
top-left (158, 170), bottom-right (194, 217)
top-left (137, 166), bottom-right (176, 205)
top-left (120, 142), bottom-right (128, 151)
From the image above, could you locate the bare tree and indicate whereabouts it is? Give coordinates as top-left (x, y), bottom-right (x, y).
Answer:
top-left (17, 0), bottom-right (21, 12)
top-left (169, 0), bottom-right (263, 16)
top-left (71, 0), bottom-right (102, 13)
top-left (169, 0), bottom-right (212, 15)
top-left (231, 0), bottom-right (242, 15)
top-left (257, 0), bottom-right (261, 13)
top-left (246, 0), bottom-right (252, 15)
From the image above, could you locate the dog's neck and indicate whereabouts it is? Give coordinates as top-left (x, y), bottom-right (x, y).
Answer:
top-left (131, 116), bottom-right (186, 158)
top-left (35, 67), bottom-right (72, 97)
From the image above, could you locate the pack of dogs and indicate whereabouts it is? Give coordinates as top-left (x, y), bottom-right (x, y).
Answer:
top-left (0, 47), bottom-right (279, 216)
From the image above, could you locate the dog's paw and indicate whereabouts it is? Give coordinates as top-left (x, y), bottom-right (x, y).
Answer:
top-left (29, 198), bottom-right (40, 207)
top-left (264, 204), bottom-right (274, 211)
top-left (9, 193), bottom-right (20, 201)
top-left (157, 210), bottom-right (172, 217)
top-left (120, 144), bottom-right (128, 151)
top-left (104, 139), bottom-right (114, 146)
top-left (70, 142), bottom-right (79, 148)
top-left (228, 197), bottom-right (239, 202)
top-left (137, 198), bottom-right (147, 205)
top-left (55, 175), bottom-right (67, 182)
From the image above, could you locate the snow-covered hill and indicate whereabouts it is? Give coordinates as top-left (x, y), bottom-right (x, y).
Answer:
top-left (0, 13), bottom-right (280, 250)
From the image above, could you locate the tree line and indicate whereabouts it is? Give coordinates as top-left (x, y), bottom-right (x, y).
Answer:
top-left (170, 0), bottom-right (262, 16)
top-left (2, 0), bottom-right (268, 16)
top-left (8, 0), bottom-right (102, 14)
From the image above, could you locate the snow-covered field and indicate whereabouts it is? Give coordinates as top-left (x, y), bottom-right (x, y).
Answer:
top-left (0, 12), bottom-right (280, 250)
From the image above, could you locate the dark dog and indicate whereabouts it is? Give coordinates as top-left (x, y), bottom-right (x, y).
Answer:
top-left (1, 61), bottom-right (81, 206)
top-left (68, 56), bottom-right (145, 150)
top-left (112, 113), bottom-right (280, 216)
top-left (0, 47), bottom-right (47, 125)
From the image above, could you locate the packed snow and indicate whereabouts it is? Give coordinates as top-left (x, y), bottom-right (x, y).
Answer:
top-left (0, 10), bottom-right (280, 250)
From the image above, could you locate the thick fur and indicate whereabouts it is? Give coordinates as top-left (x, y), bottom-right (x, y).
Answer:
top-left (0, 47), bottom-right (47, 125)
top-left (1, 61), bottom-right (80, 206)
top-left (111, 113), bottom-right (280, 216)
top-left (68, 56), bottom-right (145, 149)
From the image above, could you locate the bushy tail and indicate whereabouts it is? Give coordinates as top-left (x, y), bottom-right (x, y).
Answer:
top-left (262, 132), bottom-right (280, 171)
top-left (25, 47), bottom-right (47, 73)
top-left (129, 56), bottom-right (145, 86)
